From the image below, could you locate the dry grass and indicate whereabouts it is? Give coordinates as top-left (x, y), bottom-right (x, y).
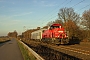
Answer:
top-left (80, 42), bottom-right (90, 46)
top-left (0, 37), bottom-right (10, 43)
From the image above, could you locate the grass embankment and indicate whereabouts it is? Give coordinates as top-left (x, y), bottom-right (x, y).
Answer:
top-left (18, 41), bottom-right (36, 60)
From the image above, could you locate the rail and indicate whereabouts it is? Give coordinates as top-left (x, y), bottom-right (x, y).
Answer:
top-left (18, 40), bottom-right (44, 60)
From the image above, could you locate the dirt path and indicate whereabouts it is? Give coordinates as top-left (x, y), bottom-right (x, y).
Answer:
top-left (0, 38), bottom-right (24, 60)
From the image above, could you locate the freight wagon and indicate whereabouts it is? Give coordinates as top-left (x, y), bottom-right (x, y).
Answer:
top-left (31, 29), bottom-right (47, 41)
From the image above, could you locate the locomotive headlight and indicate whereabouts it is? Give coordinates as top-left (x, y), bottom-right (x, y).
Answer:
top-left (58, 31), bottom-right (63, 33)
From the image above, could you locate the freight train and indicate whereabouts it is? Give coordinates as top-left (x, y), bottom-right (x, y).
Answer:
top-left (31, 23), bottom-right (69, 44)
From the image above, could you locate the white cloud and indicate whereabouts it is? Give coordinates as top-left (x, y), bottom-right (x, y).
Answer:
top-left (13, 12), bottom-right (32, 17)
top-left (32, 0), bottom-right (57, 7)
top-left (33, 0), bottom-right (47, 3)
top-left (0, 12), bottom-right (33, 20)
top-left (0, 6), bottom-right (5, 8)
top-left (33, 0), bottom-right (38, 3)
top-left (12, 2), bottom-right (15, 4)
top-left (0, 19), bottom-right (21, 26)
top-left (0, 0), bottom-right (5, 2)
top-left (41, 1), bottom-right (46, 3)
top-left (44, 4), bottom-right (57, 7)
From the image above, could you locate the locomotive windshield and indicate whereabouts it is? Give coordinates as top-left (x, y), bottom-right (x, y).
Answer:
top-left (50, 26), bottom-right (61, 30)
top-left (49, 24), bottom-right (62, 30)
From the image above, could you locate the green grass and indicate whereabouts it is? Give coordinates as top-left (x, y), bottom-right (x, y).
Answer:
top-left (18, 41), bottom-right (36, 60)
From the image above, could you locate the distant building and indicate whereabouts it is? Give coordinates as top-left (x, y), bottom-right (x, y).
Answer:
top-left (8, 30), bottom-right (18, 38)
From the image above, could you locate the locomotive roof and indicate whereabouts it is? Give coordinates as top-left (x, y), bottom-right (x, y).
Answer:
top-left (51, 23), bottom-right (62, 26)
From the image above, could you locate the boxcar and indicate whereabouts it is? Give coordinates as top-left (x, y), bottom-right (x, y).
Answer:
top-left (31, 29), bottom-right (47, 41)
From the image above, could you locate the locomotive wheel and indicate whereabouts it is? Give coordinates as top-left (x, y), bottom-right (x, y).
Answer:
top-left (51, 38), bottom-right (55, 43)
top-left (51, 38), bottom-right (61, 45)
top-left (61, 38), bottom-right (69, 44)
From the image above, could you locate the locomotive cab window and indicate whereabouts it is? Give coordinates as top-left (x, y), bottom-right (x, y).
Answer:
top-left (49, 26), bottom-right (60, 30)
top-left (52, 26), bottom-right (59, 28)
top-left (50, 27), bottom-right (53, 30)
top-left (54, 26), bottom-right (59, 28)
top-left (42, 30), bottom-right (45, 33)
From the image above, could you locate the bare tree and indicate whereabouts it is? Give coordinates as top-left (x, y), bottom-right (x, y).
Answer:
top-left (53, 19), bottom-right (63, 25)
top-left (47, 19), bottom-right (63, 26)
top-left (82, 9), bottom-right (90, 29)
top-left (65, 20), bottom-right (80, 38)
top-left (58, 7), bottom-right (81, 40)
top-left (58, 7), bottom-right (80, 23)
top-left (47, 21), bottom-right (54, 26)
top-left (81, 9), bottom-right (90, 41)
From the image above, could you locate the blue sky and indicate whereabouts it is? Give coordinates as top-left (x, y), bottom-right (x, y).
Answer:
top-left (0, 0), bottom-right (90, 36)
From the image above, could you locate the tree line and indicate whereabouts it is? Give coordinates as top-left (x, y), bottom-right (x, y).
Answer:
top-left (8, 30), bottom-right (18, 38)
top-left (47, 7), bottom-right (90, 42)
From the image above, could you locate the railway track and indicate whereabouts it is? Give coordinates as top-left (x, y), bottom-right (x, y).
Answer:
top-left (58, 46), bottom-right (90, 55)
top-left (40, 41), bottom-right (90, 60)
top-left (49, 44), bottom-right (90, 60)
top-left (23, 40), bottom-right (90, 60)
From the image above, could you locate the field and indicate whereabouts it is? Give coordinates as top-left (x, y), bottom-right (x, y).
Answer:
top-left (0, 37), bottom-right (10, 43)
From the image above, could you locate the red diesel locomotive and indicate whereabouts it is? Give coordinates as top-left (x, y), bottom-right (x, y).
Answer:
top-left (42, 23), bottom-right (69, 44)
